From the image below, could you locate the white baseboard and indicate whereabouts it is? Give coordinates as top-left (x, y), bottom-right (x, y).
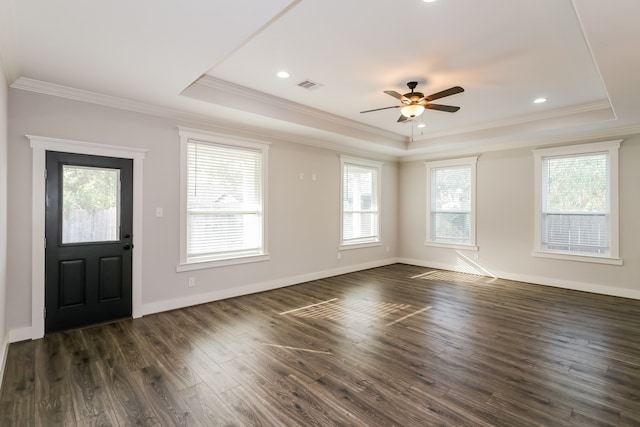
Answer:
top-left (140, 258), bottom-right (399, 316)
top-left (397, 257), bottom-right (640, 300)
top-left (9, 327), bottom-right (33, 343)
top-left (12, 256), bottom-right (632, 346)
top-left (0, 334), bottom-right (9, 391)
top-left (4, 259), bottom-right (398, 341)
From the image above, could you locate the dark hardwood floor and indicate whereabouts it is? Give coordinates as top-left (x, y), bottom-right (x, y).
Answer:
top-left (2, 264), bottom-right (640, 426)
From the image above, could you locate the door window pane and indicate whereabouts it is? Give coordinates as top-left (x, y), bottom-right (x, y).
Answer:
top-left (62, 165), bottom-right (120, 243)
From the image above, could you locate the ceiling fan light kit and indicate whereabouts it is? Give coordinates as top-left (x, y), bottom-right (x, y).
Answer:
top-left (361, 81), bottom-right (464, 123)
top-left (401, 104), bottom-right (425, 118)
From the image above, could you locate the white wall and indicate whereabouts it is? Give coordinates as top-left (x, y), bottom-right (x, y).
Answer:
top-left (8, 86), bottom-right (639, 341)
top-left (6, 89), bottom-right (398, 335)
top-left (399, 136), bottom-right (640, 298)
top-left (0, 53), bottom-right (9, 379)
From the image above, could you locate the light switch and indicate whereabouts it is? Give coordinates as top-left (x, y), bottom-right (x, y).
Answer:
top-left (155, 207), bottom-right (164, 217)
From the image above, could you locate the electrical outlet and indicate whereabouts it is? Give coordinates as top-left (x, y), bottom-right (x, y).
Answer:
top-left (337, 252), bottom-right (341, 260)
top-left (188, 277), bottom-right (196, 287)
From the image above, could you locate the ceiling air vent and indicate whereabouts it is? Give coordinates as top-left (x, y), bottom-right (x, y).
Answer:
top-left (297, 79), bottom-right (324, 90)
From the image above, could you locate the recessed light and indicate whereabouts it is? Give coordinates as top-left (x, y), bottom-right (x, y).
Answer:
top-left (423, 0), bottom-right (437, 3)
top-left (417, 123), bottom-right (426, 128)
top-left (534, 97), bottom-right (547, 104)
top-left (277, 71), bottom-right (290, 79)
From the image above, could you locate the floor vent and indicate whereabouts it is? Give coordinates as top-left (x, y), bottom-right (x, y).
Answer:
top-left (297, 79), bottom-right (324, 90)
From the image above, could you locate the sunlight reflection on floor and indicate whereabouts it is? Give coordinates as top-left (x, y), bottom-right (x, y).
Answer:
top-left (280, 298), bottom-right (431, 327)
top-left (412, 269), bottom-right (491, 284)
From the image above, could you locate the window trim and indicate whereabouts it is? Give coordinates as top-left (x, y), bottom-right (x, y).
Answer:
top-left (532, 140), bottom-right (622, 265)
top-left (177, 127), bottom-right (270, 271)
top-left (339, 156), bottom-right (383, 250)
top-left (425, 156), bottom-right (478, 250)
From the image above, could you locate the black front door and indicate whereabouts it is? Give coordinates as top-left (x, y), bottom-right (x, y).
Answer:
top-left (45, 151), bottom-right (133, 333)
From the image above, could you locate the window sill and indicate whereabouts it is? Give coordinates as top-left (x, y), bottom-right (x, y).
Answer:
top-left (424, 241), bottom-right (479, 251)
top-left (532, 251), bottom-right (622, 266)
top-left (339, 241), bottom-right (381, 251)
top-left (177, 253), bottom-right (270, 272)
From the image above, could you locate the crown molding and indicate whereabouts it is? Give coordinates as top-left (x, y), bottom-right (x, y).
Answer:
top-left (11, 77), bottom-right (197, 120)
top-left (188, 76), bottom-right (620, 155)
top-left (412, 99), bottom-right (612, 143)
top-left (12, 77), bottom-right (635, 165)
top-left (189, 75), bottom-right (405, 143)
top-left (11, 77), bottom-right (402, 161)
top-left (11, 77), bottom-right (407, 154)
top-left (399, 123), bottom-right (640, 162)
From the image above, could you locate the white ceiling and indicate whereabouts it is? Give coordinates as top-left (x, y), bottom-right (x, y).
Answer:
top-left (2, 0), bottom-right (639, 159)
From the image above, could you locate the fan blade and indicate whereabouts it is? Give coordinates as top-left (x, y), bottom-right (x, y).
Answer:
top-left (425, 86), bottom-right (464, 102)
top-left (425, 103), bottom-right (460, 113)
top-left (360, 106), bottom-right (400, 113)
top-left (384, 90), bottom-right (410, 103)
top-left (397, 115), bottom-right (408, 122)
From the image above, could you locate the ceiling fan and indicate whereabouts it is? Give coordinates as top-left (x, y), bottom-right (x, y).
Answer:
top-left (361, 81), bottom-right (464, 122)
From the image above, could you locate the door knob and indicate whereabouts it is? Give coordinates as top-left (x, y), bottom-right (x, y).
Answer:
top-left (123, 244), bottom-right (133, 250)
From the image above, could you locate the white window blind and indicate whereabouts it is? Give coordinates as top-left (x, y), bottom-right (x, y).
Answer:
top-left (541, 152), bottom-right (609, 255)
top-left (341, 158), bottom-right (381, 246)
top-left (186, 140), bottom-right (263, 262)
top-left (430, 164), bottom-right (472, 244)
top-left (533, 140), bottom-right (620, 264)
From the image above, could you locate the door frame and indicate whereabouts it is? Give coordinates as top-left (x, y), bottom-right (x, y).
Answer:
top-left (29, 135), bottom-right (147, 339)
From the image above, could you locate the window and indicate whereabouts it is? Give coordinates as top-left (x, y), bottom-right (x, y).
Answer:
top-left (533, 140), bottom-right (621, 264)
top-left (178, 128), bottom-right (269, 270)
top-left (425, 157), bottom-right (477, 249)
top-left (340, 156), bottom-right (382, 248)
top-left (62, 165), bottom-right (120, 244)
